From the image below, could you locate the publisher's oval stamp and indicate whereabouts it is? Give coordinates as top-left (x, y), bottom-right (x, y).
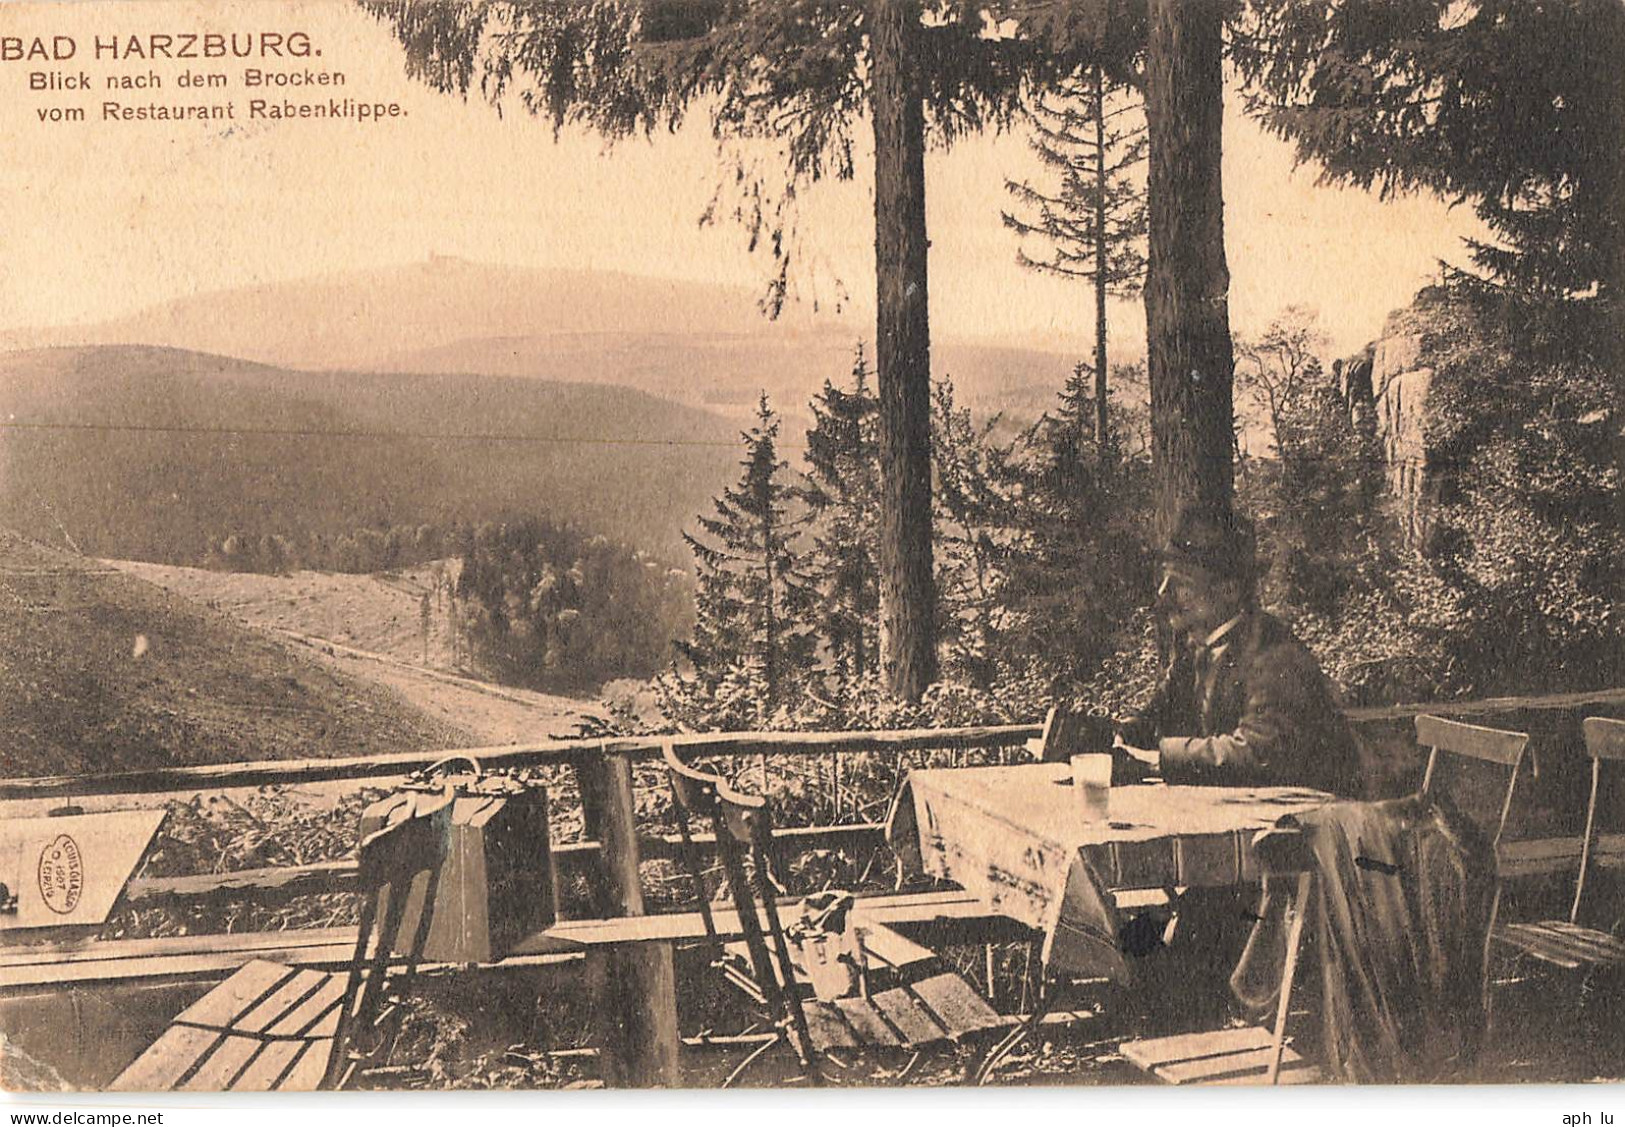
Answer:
top-left (38, 834), bottom-right (84, 915)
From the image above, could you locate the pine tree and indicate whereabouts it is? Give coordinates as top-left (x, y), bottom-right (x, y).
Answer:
top-left (995, 367), bottom-right (1156, 688)
top-left (798, 347), bottom-right (882, 682)
top-left (931, 378), bottom-right (1015, 688)
top-left (1004, 66), bottom-right (1148, 452)
top-left (1232, 0), bottom-right (1625, 307)
top-left (679, 395), bottom-right (817, 710)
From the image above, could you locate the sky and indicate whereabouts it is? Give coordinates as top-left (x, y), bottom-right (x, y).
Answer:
top-left (0, 0), bottom-right (1485, 356)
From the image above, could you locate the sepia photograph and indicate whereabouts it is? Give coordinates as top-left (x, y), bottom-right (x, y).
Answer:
top-left (0, 0), bottom-right (1621, 1102)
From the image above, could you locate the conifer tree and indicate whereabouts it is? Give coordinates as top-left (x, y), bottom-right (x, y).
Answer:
top-left (798, 347), bottom-right (882, 682)
top-left (931, 378), bottom-right (1014, 688)
top-left (1004, 66), bottom-right (1148, 453)
top-left (679, 395), bottom-right (817, 708)
top-left (996, 366), bottom-right (1155, 687)
top-left (1232, 0), bottom-right (1624, 307)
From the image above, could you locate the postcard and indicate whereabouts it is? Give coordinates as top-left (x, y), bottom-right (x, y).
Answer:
top-left (1, 0), bottom-right (1620, 1098)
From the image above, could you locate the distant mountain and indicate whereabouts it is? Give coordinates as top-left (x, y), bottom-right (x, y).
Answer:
top-left (0, 345), bottom-right (740, 563)
top-left (2, 256), bottom-right (1099, 426)
top-left (0, 259), bottom-right (1135, 568)
top-left (0, 257), bottom-right (841, 372)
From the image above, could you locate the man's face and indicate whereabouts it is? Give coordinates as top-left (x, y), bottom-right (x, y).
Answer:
top-left (1156, 563), bottom-right (1232, 640)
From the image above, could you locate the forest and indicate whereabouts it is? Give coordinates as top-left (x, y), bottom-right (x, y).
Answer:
top-left (360, 0), bottom-right (1621, 731)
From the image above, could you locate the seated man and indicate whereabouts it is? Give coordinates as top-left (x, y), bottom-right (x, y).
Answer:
top-left (1111, 506), bottom-right (1365, 1023)
top-left (1115, 505), bottom-right (1364, 799)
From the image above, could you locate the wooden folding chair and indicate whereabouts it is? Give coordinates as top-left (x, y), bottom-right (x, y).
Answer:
top-left (1118, 826), bottom-right (1322, 1085)
top-left (1492, 717), bottom-right (1625, 976)
top-left (1413, 714), bottom-right (1531, 1015)
top-left (662, 744), bottom-right (1003, 1086)
top-left (111, 798), bottom-right (450, 1091)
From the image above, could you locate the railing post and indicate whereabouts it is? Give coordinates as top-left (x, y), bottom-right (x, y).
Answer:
top-left (573, 754), bottom-right (612, 917)
top-left (578, 746), bottom-right (679, 1087)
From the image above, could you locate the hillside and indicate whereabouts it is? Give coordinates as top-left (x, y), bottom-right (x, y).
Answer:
top-left (106, 558), bottom-right (594, 745)
top-left (0, 531), bottom-right (474, 780)
top-left (2, 257), bottom-right (1095, 429)
top-left (378, 329), bottom-right (1093, 434)
top-left (0, 344), bottom-right (739, 563)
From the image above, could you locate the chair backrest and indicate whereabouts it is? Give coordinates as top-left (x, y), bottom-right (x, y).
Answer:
top-left (1572, 717), bottom-right (1625, 924)
top-left (1415, 714), bottom-right (1530, 851)
top-left (323, 794), bottom-right (451, 1089)
top-left (661, 743), bottom-right (818, 1076)
top-left (1036, 705), bottom-right (1113, 763)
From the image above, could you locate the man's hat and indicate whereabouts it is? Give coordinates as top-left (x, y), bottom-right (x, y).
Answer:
top-left (1158, 504), bottom-right (1257, 586)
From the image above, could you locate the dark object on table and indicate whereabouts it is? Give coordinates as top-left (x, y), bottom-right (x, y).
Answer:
top-left (662, 743), bottom-right (1004, 1087)
top-left (359, 756), bottom-right (556, 964)
top-left (1037, 704), bottom-right (1150, 785)
top-left (112, 798), bottom-right (452, 1091)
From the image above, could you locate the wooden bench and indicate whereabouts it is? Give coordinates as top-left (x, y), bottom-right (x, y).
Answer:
top-left (109, 806), bottom-right (451, 1092)
top-left (0, 889), bottom-right (1001, 994)
top-left (110, 959), bottom-right (347, 1091)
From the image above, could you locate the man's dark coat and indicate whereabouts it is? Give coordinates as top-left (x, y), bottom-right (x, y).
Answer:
top-left (1123, 609), bottom-right (1365, 798)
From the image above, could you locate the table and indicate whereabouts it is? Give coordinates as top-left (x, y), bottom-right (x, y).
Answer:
top-left (885, 763), bottom-right (1331, 983)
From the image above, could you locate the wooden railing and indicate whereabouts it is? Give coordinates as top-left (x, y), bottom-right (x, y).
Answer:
top-left (0, 724), bottom-right (1040, 801)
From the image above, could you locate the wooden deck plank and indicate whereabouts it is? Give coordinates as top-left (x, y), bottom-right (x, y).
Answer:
top-left (857, 923), bottom-right (936, 972)
top-left (275, 1038), bottom-right (334, 1091)
top-left (869, 987), bottom-right (946, 1048)
top-left (0, 927), bottom-right (353, 969)
top-left (266, 972), bottom-right (348, 1037)
top-left (909, 973), bottom-right (1003, 1037)
top-left (233, 968), bottom-right (329, 1034)
top-left (804, 1002), bottom-right (859, 1050)
top-left (173, 961), bottom-right (296, 1030)
top-left (833, 997), bottom-right (900, 1046)
top-left (230, 1039), bottom-right (305, 1091)
top-left (109, 1024), bottom-right (220, 1091)
top-left (180, 1034), bottom-right (263, 1091)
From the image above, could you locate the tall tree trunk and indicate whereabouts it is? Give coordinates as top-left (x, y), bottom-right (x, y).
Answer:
top-left (762, 500), bottom-right (777, 704)
top-left (1143, 0), bottom-right (1235, 544)
top-left (871, 0), bottom-right (937, 700)
top-left (1092, 66), bottom-right (1110, 456)
top-left (1593, 0), bottom-right (1625, 548)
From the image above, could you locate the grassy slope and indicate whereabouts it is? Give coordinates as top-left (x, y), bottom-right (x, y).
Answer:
top-left (0, 530), bottom-right (474, 779)
top-left (0, 344), bottom-right (739, 564)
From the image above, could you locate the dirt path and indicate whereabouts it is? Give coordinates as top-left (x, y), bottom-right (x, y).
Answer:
top-left (108, 559), bottom-right (595, 745)
top-left (277, 629), bottom-right (593, 744)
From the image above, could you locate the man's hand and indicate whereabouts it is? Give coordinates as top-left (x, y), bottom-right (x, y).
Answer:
top-left (1111, 736), bottom-right (1159, 783)
top-left (1113, 714), bottom-right (1158, 750)
top-left (1113, 735), bottom-right (1160, 766)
